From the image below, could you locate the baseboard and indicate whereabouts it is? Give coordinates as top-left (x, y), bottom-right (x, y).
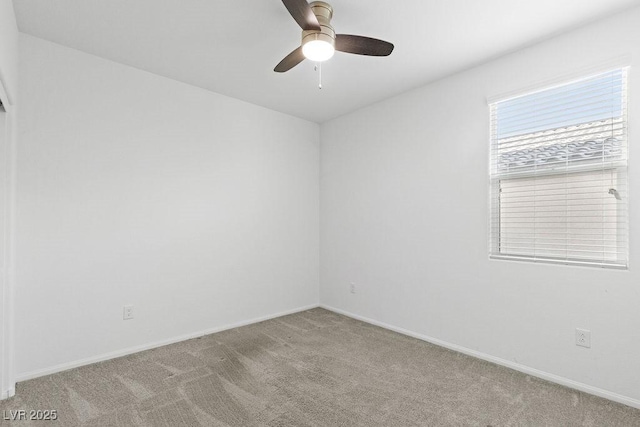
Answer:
top-left (1, 387), bottom-right (15, 400)
top-left (320, 304), bottom-right (640, 410)
top-left (16, 304), bottom-right (319, 383)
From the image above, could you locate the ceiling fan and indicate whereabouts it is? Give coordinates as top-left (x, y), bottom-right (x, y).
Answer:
top-left (274, 0), bottom-right (394, 73)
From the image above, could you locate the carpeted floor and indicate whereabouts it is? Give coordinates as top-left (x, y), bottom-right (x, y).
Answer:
top-left (1, 308), bottom-right (639, 426)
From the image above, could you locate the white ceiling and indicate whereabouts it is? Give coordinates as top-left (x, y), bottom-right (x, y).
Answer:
top-left (13, 0), bottom-right (640, 123)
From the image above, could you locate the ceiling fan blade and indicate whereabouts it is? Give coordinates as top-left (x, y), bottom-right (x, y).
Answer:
top-left (274, 47), bottom-right (306, 73)
top-left (281, 0), bottom-right (321, 31)
top-left (335, 34), bottom-right (394, 56)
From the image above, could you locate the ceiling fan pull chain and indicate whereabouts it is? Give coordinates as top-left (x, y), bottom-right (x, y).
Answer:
top-left (312, 63), bottom-right (323, 89)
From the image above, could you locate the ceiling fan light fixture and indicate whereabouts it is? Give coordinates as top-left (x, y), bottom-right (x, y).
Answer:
top-left (302, 39), bottom-right (335, 62)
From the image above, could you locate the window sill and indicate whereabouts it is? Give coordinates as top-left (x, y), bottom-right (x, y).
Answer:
top-left (489, 254), bottom-right (628, 270)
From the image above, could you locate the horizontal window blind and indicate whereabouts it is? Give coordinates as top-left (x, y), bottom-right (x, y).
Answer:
top-left (489, 69), bottom-right (628, 268)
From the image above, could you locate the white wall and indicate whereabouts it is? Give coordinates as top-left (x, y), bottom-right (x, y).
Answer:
top-left (0, 0), bottom-right (18, 399)
top-left (0, 0), bottom-right (18, 104)
top-left (320, 7), bottom-right (640, 406)
top-left (0, 108), bottom-right (13, 400)
top-left (16, 34), bottom-right (319, 378)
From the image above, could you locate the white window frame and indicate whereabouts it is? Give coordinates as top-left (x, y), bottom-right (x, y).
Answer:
top-left (489, 68), bottom-right (629, 269)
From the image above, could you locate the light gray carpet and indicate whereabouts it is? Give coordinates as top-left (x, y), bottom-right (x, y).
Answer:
top-left (1, 308), bottom-right (639, 426)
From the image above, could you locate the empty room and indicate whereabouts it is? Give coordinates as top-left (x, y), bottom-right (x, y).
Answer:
top-left (1, 0), bottom-right (640, 425)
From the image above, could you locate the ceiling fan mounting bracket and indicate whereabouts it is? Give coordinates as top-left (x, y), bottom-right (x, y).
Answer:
top-left (308, 1), bottom-right (333, 22)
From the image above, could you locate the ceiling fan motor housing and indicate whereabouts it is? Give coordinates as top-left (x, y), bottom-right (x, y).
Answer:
top-left (302, 1), bottom-right (335, 49)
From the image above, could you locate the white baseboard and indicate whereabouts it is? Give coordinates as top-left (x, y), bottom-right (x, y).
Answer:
top-left (16, 304), bottom-right (319, 383)
top-left (1, 387), bottom-right (15, 400)
top-left (320, 304), bottom-right (640, 410)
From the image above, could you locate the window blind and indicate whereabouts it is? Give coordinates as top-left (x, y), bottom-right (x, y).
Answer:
top-left (489, 69), bottom-right (628, 268)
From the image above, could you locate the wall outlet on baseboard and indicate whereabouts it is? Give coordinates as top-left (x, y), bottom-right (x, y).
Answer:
top-left (123, 305), bottom-right (134, 320)
top-left (576, 328), bottom-right (591, 348)
top-left (350, 282), bottom-right (356, 294)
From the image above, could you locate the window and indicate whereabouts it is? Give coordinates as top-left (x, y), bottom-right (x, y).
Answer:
top-left (489, 69), bottom-right (628, 268)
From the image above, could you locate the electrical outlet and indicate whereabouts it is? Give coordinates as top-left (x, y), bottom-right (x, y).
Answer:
top-left (123, 305), bottom-right (134, 320)
top-left (350, 282), bottom-right (356, 294)
top-left (576, 328), bottom-right (591, 348)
